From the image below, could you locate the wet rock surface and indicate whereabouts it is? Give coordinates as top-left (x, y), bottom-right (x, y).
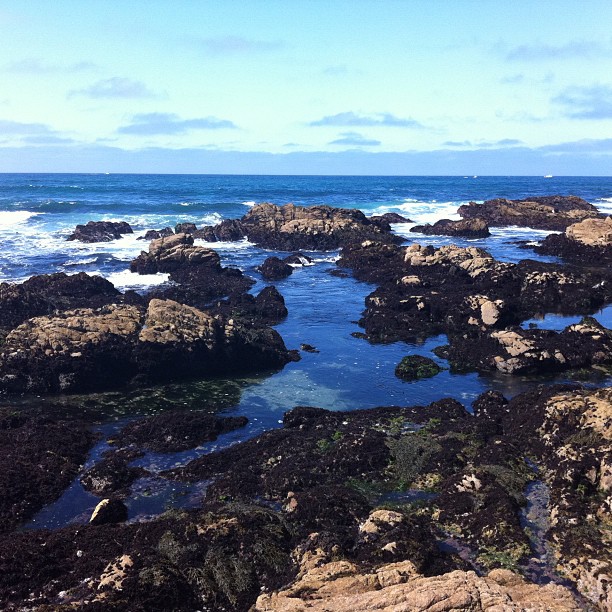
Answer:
top-left (458, 195), bottom-right (600, 231)
top-left (411, 217), bottom-right (491, 238)
top-left (0, 406), bottom-right (96, 534)
top-left (2, 385), bottom-right (610, 609)
top-left (395, 355), bottom-right (442, 380)
top-left (201, 203), bottom-right (402, 250)
top-left (338, 241), bottom-right (612, 376)
top-left (259, 256), bottom-right (294, 280)
top-left (0, 299), bottom-right (291, 393)
top-left (67, 220), bottom-right (133, 242)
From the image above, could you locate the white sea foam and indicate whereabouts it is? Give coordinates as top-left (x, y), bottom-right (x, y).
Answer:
top-left (103, 270), bottom-right (170, 291)
top-left (595, 197), bottom-right (612, 215)
top-left (62, 257), bottom-right (99, 267)
top-left (0, 210), bottom-right (42, 229)
top-left (242, 201), bottom-right (256, 207)
top-left (370, 198), bottom-right (467, 225)
top-left (194, 237), bottom-right (254, 251)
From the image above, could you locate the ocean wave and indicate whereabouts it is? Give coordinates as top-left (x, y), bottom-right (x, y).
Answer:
top-left (242, 201), bottom-right (256, 207)
top-left (0, 210), bottom-right (42, 229)
top-left (102, 270), bottom-right (170, 291)
top-left (595, 197), bottom-right (612, 214)
top-left (193, 237), bottom-right (254, 251)
top-left (369, 199), bottom-right (467, 225)
top-left (62, 257), bottom-right (99, 267)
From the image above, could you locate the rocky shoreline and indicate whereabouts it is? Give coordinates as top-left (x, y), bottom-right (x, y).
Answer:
top-left (0, 198), bottom-right (611, 610)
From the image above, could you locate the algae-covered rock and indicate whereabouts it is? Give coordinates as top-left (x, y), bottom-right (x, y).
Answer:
top-left (395, 355), bottom-right (442, 381)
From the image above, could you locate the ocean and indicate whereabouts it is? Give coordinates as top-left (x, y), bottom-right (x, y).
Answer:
top-left (2, 173), bottom-right (612, 527)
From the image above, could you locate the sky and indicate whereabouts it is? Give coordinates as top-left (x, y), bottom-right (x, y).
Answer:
top-left (1, 0), bottom-right (612, 174)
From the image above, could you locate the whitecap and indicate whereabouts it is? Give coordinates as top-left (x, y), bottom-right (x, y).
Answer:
top-left (102, 270), bottom-right (170, 291)
top-left (242, 201), bottom-right (256, 207)
top-left (193, 237), bottom-right (254, 251)
top-left (595, 197), bottom-right (612, 215)
top-left (0, 210), bottom-right (42, 229)
top-left (62, 257), bottom-right (98, 267)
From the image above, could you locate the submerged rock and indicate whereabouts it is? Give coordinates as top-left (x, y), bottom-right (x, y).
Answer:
top-left (395, 355), bottom-right (442, 380)
top-left (67, 220), bottom-right (133, 242)
top-left (259, 256), bottom-right (293, 280)
top-left (411, 217), bottom-right (490, 238)
top-left (458, 195), bottom-right (600, 231)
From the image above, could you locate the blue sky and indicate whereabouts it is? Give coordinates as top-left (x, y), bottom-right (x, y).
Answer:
top-left (1, 0), bottom-right (612, 174)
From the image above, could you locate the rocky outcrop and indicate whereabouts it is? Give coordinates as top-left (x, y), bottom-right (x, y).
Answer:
top-left (458, 195), bottom-right (600, 231)
top-left (0, 272), bottom-right (122, 335)
top-left (411, 217), bottom-right (491, 238)
top-left (67, 220), bottom-right (133, 242)
top-left (0, 299), bottom-right (291, 393)
top-left (369, 212), bottom-right (412, 225)
top-left (199, 203), bottom-right (402, 250)
top-left (139, 226), bottom-right (174, 241)
top-left (338, 241), bottom-right (611, 350)
top-left (255, 564), bottom-right (580, 611)
top-left (535, 216), bottom-right (612, 266)
top-left (130, 233), bottom-right (220, 274)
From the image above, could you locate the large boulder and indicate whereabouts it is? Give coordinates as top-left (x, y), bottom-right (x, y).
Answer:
top-left (200, 203), bottom-right (401, 250)
top-left (130, 233), bottom-right (221, 274)
top-left (0, 299), bottom-right (291, 393)
top-left (458, 195), bottom-right (599, 231)
top-left (0, 272), bottom-right (122, 334)
top-left (410, 217), bottom-right (490, 238)
top-left (259, 256), bottom-right (293, 280)
top-left (67, 220), bottom-right (133, 242)
top-left (535, 216), bottom-right (612, 266)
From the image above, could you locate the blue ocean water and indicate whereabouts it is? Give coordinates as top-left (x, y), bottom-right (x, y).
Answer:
top-left (3, 174), bottom-right (612, 528)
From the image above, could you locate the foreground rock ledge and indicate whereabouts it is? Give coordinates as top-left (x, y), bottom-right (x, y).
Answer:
top-left (0, 299), bottom-right (291, 393)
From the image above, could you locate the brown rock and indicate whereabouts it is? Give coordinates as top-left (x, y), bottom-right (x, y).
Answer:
top-left (565, 216), bottom-right (612, 246)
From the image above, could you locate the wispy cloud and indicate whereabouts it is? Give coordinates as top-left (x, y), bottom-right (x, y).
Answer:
top-left (0, 119), bottom-right (54, 135)
top-left (552, 84), bottom-right (612, 119)
top-left (4, 58), bottom-right (96, 74)
top-left (197, 36), bottom-right (285, 55)
top-left (310, 111), bottom-right (422, 128)
top-left (443, 138), bottom-right (523, 148)
top-left (539, 138), bottom-right (612, 153)
top-left (329, 131), bottom-right (381, 146)
top-left (503, 40), bottom-right (610, 61)
top-left (118, 113), bottom-right (237, 135)
top-left (69, 77), bottom-right (157, 99)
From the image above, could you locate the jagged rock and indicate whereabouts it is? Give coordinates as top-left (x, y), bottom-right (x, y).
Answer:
top-left (369, 212), bottom-right (412, 224)
top-left (458, 195), bottom-right (600, 231)
top-left (139, 227), bottom-right (174, 240)
top-left (411, 217), bottom-right (491, 238)
top-left (259, 256), bottom-right (293, 280)
top-left (130, 233), bottom-right (221, 274)
top-left (204, 203), bottom-right (401, 251)
top-left (174, 222), bottom-right (197, 234)
top-left (254, 565), bottom-right (580, 611)
top-left (0, 299), bottom-right (291, 393)
top-left (283, 252), bottom-right (313, 266)
top-left (67, 220), bottom-right (133, 242)
top-left (535, 216), bottom-right (612, 266)
top-left (89, 498), bottom-right (128, 526)
top-left (0, 272), bottom-right (121, 334)
top-left (212, 286), bottom-right (288, 325)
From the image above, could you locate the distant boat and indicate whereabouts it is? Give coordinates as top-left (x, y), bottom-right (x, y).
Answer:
top-left (544, 174), bottom-right (553, 178)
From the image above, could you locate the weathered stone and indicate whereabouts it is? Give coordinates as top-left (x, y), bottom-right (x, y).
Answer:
top-left (259, 256), bottom-right (294, 280)
top-left (411, 217), bottom-right (490, 238)
top-left (67, 220), bottom-right (133, 242)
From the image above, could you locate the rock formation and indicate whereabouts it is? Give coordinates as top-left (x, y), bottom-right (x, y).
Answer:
top-left (411, 217), bottom-right (490, 238)
top-left (67, 220), bottom-right (133, 242)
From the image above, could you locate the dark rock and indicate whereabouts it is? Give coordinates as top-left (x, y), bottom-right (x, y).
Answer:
top-left (0, 272), bottom-right (121, 334)
top-left (458, 195), bottom-right (600, 231)
top-left (174, 222), bottom-right (197, 234)
top-left (114, 411), bottom-right (248, 453)
top-left (300, 343), bottom-right (319, 353)
top-left (410, 217), bottom-right (490, 238)
top-left (395, 355), bottom-right (442, 380)
top-left (212, 286), bottom-right (288, 325)
top-left (0, 299), bottom-right (291, 394)
top-left (67, 220), bottom-right (133, 242)
top-left (80, 450), bottom-right (146, 496)
top-left (89, 498), bottom-right (129, 525)
top-left (140, 227), bottom-right (174, 241)
top-left (283, 252), bottom-right (313, 265)
top-left (207, 203), bottom-right (401, 251)
top-left (192, 226), bottom-right (218, 240)
top-left (259, 256), bottom-right (293, 280)
top-left (0, 406), bottom-right (95, 533)
top-left (370, 212), bottom-right (412, 224)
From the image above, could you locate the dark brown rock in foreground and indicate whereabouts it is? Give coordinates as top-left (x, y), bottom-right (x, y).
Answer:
top-left (458, 195), bottom-right (599, 231)
top-left (67, 220), bottom-right (133, 242)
